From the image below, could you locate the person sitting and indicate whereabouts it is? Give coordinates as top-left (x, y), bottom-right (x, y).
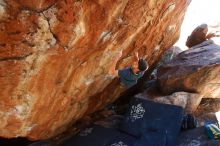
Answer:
top-left (186, 23), bottom-right (220, 48)
top-left (109, 51), bottom-right (149, 88)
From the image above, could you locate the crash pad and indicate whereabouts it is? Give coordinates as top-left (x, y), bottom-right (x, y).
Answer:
top-left (61, 125), bottom-right (136, 146)
top-left (119, 97), bottom-right (184, 146)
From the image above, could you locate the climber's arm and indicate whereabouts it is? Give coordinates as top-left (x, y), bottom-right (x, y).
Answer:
top-left (206, 32), bottom-right (220, 39)
top-left (134, 51), bottom-right (139, 62)
top-left (108, 51), bottom-right (122, 76)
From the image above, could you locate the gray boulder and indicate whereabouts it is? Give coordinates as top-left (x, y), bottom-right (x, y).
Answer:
top-left (137, 91), bottom-right (202, 113)
top-left (158, 40), bottom-right (220, 98)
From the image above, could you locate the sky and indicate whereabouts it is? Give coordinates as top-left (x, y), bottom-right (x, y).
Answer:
top-left (175, 0), bottom-right (220, 50)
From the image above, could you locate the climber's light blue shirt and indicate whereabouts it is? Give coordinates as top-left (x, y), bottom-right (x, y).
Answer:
top-left (118, 67), bottom-right (144, 88)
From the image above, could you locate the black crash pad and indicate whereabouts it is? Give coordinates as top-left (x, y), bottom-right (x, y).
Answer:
top-left (61, 125), bottom-right (136, 146)
top-left (133, 130), bottom-right (167, 146)
top-left (119, 97), bottom-right (184, 146)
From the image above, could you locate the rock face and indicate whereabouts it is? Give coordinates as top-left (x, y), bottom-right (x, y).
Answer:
top-left (0, 0), bottom-right (190, 140)
top-left (158, 40), bottom-right (220, 98)
top-left (157, 46), bottom-right (182, 67)
top-left (138, 89), bottom-right (202, 113)
top-left (195, 98), bottom-right (220, 127)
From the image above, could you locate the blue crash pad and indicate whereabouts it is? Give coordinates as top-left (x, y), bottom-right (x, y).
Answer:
top-left (119, 97), bottom-right (184, 146)
top-left (61, 125), bottom-right (136, 146)
top-left (133, 130), bottom-right (167, 146)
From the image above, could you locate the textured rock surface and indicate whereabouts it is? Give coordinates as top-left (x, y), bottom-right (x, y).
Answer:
top-left (158, 40), bottom-right (220, 98)
top-left (0, 0), bottom-right (190, 140)
top-left (157, 46), bottom-right (182, 67)
top-left (195, 98), bottom-right (220, 127)
top-left (137, 90), bottom-right (202, 113)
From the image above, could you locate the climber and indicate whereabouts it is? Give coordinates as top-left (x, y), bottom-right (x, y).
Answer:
top-left (108, 51), bottom-right (149, 88)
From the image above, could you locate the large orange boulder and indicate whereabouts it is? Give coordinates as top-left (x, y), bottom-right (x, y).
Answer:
top-left (0, 0), bottom-right (190, 140)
